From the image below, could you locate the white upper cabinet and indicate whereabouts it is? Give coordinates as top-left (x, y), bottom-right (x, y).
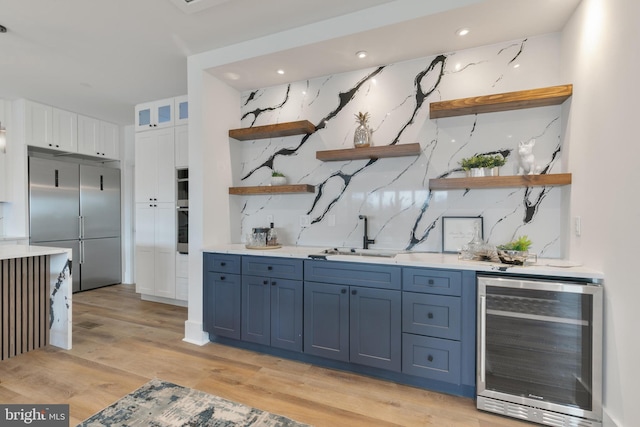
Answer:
top-left (25, 100), bottom-right (53, 148)
top-left (52, 108), bottom-right (78, 152)
top-left (100, 121), bottom-right (120, 160)
top-left (22, 99), bottom-right (118, 160)
top-left (77, 115), bottom-right (120, 160)
top-left (174, 125), bottom-right (188, 168)
top-left (25, 101), bottom-right (78, 152)
top-left (135, 98), bottom-right (175, 132)
top-left (134, 127), bottom-right (175, 203)
top-left (174, 95), bottom-right (188, 126)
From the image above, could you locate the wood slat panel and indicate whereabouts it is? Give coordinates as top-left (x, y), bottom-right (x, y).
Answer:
top-left (229, 120), bottom-right (316, 141)
top-left (0, 255), bottom-right (50, 361)
top-left (44, 256), bottom-right (50, 347)
top-left (2, 260), bottom-right (8, 360)
top-left (429, 84), bottom-right (573, 118)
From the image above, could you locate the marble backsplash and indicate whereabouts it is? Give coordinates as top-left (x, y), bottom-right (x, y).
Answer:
top-left (229, 33), bottom-right (567, 257)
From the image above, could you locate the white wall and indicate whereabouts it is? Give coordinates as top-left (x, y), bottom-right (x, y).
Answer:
top-left (562, 0), bottom-right (640, 425)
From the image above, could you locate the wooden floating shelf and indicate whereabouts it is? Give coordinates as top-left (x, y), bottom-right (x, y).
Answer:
top-left (429, 84), bottom-right (573, 119)
top-left (228, 184), bottom-right (315, 195)
top-left (229, 120), bottom-right (316, 141)
top-left (316, 143), bottom-right (421, 162)
top-left (429, 173), bottom-right (572, 190)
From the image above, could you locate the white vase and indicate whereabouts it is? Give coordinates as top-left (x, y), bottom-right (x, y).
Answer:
top-left (271, 176), bottom-right (287, 186)
top-left (466, 167), bottom-right (500, 177)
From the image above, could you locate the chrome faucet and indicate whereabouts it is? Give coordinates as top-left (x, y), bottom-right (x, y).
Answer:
top-left (358, 215), bottom-right (375, 249)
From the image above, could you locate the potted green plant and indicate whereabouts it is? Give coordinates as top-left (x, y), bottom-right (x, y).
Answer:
top-left (459, 154), bottom-right (506, 177)
top-left (496, 235), bottom-right (533, 265)
top-left (270, 171), bottom-right (287, 186)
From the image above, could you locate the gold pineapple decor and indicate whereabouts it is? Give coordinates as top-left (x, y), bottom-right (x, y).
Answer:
top-left (353, 111), bottom-right (372, 148)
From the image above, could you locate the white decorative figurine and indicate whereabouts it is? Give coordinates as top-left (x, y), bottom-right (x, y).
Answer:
top-left (517, 138), bottom-right (539, 175)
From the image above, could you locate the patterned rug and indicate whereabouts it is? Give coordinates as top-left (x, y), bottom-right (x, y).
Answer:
top-left (79, 379), bottom-right (310, 427)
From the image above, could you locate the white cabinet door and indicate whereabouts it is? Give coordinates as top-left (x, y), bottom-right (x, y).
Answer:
top-left (134, 202), bottom-right (176, 298)
top-left (134, 203), bottom-right (156, 295)
top-left (154, 203), bottom-right (176, 299)
top-left (77, 115), bottom-right (100, 156)
top-left (25, 101), bottom-right (53, 149)
top-left (135, 98), bottom-right (174, 132)
top-left (52, 108), bottom-right (78, 152)
top-left (100, 121), bottom-right (120, 160)
top-left (134, 128), bottom-right (174, 203)
top-left (174, 125), bottom-right (188, 168)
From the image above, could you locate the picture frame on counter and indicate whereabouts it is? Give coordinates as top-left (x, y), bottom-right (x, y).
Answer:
top-left (442, 215), bottom-right (483, 253)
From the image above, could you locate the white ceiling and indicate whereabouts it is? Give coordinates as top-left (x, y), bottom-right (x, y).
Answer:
top-left (0, 0), bottom-right (580, 126)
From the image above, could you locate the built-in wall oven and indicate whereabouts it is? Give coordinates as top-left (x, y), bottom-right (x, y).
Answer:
top-left (477, 275), bottom-right (603, 427)
top-left (177, 168), bottom-right (188, 254)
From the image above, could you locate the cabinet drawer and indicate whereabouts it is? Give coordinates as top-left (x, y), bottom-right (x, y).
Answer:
top-left (204, 253), bottom-right (241, 274)
top-left (242, 256), bottom-right (303, 280)
top-left (304, 260), bottom-right (401, 290)
top-left (402, 268), bottom-right (462, 296)
top-left (402, 333), bottom-right (461, 384)
top-left (402, 292), bottom-right (461, 340)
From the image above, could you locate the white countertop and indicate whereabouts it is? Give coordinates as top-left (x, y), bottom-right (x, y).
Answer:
top-left (203, 244), bottom-right (604, 282)
top-left (0, 244), bottom-right (72, 260)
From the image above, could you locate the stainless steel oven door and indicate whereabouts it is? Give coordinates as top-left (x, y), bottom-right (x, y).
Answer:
top-left (177, 207), bottom-right (188, 254)
top-left (477, 275), bottom-right (603, 424)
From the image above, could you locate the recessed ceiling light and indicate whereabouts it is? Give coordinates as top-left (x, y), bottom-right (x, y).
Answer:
top-left (456, 28), bottom-right (470, 36)
top-left (513, 63), bottom-right (521, 69)
top-left (276, 69), bottom-right (285, 75)
top-left (356, 51), bottom-right (368, 59)
top-left (224, 72), bottom-right (240, 80)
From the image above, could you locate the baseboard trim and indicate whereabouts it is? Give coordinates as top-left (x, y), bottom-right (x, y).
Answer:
top-left (183, 320), bottom-right (209, 346)
top-left (140, 293), bottom-right (188, 307)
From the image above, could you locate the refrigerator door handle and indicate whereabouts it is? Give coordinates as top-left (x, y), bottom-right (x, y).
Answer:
top-left (79, 240), bottom-right (84, 264)
top-left (80, 216), bottom-right (85, 239)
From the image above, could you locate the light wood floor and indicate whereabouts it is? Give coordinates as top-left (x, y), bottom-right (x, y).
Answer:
top-left (0, 284), bottom-right (529, 426)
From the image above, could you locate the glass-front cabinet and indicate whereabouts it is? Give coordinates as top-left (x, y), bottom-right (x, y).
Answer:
top-left (135, 98), bottom-right (175, 131)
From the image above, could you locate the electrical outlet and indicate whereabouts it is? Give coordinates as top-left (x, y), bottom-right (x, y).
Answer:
top-left (299, 215), bottom-right (310, 228)
top-left (574, 216), bottom-right (581, 237)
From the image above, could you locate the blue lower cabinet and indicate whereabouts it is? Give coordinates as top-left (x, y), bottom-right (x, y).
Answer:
top-left (303, 281), bottom-right (349, 361)
top-left (350, 286), bottom-right (402, 372)
top-left (204, 254), bottom-right (476, 397)
top-left (402, 292), bottom-right (462, 340)
top-left (402, 333), bottom-right (462, 384)
top-left (203, 270), bottom-right (241, 340)
top-left (242, 275), bottom-right (303, 352)
top-left (304, 281), bottom-right (401, 372)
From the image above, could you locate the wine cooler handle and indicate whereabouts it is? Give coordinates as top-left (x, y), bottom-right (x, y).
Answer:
top-left (479, 294), bottom-right (486, 384)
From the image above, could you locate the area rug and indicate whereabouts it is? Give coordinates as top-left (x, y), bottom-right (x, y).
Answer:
top-left (79, 378), bottom-right (310, 427)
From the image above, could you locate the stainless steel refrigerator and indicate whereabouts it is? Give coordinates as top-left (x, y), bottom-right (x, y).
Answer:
top-left (29, 157), bottom-right (121, 292)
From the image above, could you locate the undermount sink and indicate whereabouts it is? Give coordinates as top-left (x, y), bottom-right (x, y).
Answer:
top-left (314, 248), bottom-right (400, 258)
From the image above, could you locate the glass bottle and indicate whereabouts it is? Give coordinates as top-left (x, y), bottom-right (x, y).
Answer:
top-left (267, 222), bottom-right (278, 246)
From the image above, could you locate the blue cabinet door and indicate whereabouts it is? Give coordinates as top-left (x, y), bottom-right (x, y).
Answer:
top-left (242, 275), bottom-right (303, 351)
top-left (271, 278), bottom-right (303, 352)
top-left (350, 286), bottom-right (402, 372)
top-left (203, 271), bottom-right (241, 340)
top-left (303, 281), bottom-right (349, 361)
top-left (241, 275), bottom-right (271, 345)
